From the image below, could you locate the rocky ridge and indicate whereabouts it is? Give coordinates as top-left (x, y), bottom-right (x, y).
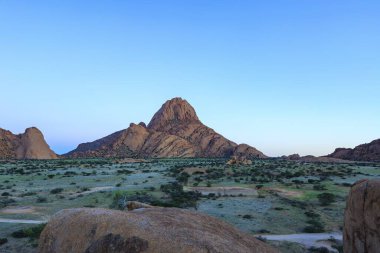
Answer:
top-left (327, 139), bottom-right (380, 162)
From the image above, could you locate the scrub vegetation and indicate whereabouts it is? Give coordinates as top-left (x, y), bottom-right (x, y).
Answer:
top-left (0, 158), bottom-right (379, 252)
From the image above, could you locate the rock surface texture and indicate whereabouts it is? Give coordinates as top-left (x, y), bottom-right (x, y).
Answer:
top-left (39, 207), bottom-right (277, 253)
top-left (343, 179), bottom-right (380, 253)
top-left (0, 127), bottom-right (57, 159)
top-left (66, 98), bottom-right (266, 158)
top-left (327, 139), bottom-right (380, 162)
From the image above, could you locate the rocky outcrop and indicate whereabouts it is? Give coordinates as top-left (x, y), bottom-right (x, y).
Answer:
top-left (343, 179), bottom-right (380, 253)
top-left (0, 128), bottom-right (18, 159)
top-left (39, 207), bottom-right (277, 253)
top-left (66, 98), bottom-right (266, 159)
top-left (286, 154), bottom-right (301, 160)
top-left (227, 155), bottom-right (252, 165)
top-left (0, 127), bottom-right (57, 159)
top-left (233, 144), bottom-right (266, 159)
top-left (327, 139), bottom-right (380, 162)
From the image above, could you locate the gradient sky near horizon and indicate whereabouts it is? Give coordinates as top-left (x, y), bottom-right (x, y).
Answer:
top-left (1, 1), bottom-right (379, 156)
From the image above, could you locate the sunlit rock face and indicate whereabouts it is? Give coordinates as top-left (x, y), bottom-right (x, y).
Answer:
top-left (0, 127), bottom-right (57, 159)
top-left (39, 207), bottom-right (278, 253)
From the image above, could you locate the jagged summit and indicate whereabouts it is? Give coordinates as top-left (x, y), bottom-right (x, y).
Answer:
top-left (148, 97), bottom-right (200, 131)
top-left (66, 97), bottom-right (266, 159)
top-left (0, 127), bottom-right (57, 159)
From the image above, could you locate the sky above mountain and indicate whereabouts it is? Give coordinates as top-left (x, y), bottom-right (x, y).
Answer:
top-left (1, 1), bottom-right (379, 156)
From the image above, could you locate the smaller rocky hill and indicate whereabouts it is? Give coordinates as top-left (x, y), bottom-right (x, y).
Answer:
top-left (327, 139), bottom-right (380, 162)
top-left (283, 154), bottom-right (351, 163)
top-left (0, 127), bottom-right (57, 159)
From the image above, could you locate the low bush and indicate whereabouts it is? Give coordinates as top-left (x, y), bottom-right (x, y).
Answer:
top-left (317, 193), bottom-right (336, 206)
top-left (0, 238), bottom-right (8, 246)
top-left (303, 218), bottom-right (325, 233)
top-left (50, 188), bottom-right (63, 194)
top-left (11, 224), bottom-right (46, 239)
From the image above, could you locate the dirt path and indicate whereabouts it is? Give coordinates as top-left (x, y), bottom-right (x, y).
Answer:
top-left (0, 218), bottom-right (46, 224)
top-left (186, 186), bottom-right (258, 196)
top-left (259, 232), bottom-right (342, 252)
top-left (71, 186), bottom-right (114, 197)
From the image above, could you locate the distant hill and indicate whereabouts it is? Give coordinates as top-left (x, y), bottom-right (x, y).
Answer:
top-left (327, 139), bottom-right (380, 162)
top-left (283, 154), bottom-right (352, 163)
top-left (65, 97), bottom-right (266, 159)
top-left (0, 127), bottom-right (57, 159)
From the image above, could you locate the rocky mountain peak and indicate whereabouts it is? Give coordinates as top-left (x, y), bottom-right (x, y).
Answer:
top-left (16, 127), bottom-right (58, 159)
top-left (0, 127), bottom-right (57, 159)
top-left (66, 97), bottom-right (266, 159)
top-left (148, 97), bottom-right (200, 130)
top-left (23, 127), bottom-right (43, 136)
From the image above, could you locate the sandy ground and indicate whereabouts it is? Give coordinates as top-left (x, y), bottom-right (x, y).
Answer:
top-left (70, 186), bottom-right (114, 197)
top-left (186, 186), bottom-right (258, 196)
top-left (0, 206), bottom-right (39, 214)
top-left (182, 167), bottom-right (207, 175)
top-left (0, 218), bottom-right (46, 224)
top-left (268, 188), bottom-right (303, 198)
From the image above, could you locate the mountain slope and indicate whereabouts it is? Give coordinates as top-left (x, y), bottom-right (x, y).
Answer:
top-left (327, 139), bottom-right (380, 162)
top-left (0, 127), bottom-right (57, 159)
top-left (66, 97), bottom-right (266, 159)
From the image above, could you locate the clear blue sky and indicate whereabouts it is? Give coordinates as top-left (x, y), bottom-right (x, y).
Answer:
top-left (1, 1), bottom-right (379, 156)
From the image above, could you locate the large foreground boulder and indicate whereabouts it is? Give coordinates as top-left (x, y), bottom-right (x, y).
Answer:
top-left (343, 179), bottom-right (380, 253)
top-left (39, 207), bottom-right (277, 253)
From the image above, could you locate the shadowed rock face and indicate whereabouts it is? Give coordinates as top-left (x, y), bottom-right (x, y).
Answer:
top-left (343, 179), bottom-right (380, 253)
top-left (327, 139), bottom-right (380, 162)
top-left (0, 127), bottom-right (57, 159)
top-left (85, 234), bottom-right (149, 253)
top-left (66, 97), bottom-right (266, 158)
top-left (39, 207), bottom-right (277, 253)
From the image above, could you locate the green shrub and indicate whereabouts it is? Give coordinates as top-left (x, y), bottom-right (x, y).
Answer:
top-left (242, 214), bottom-right (253, 219)
top-left (50, 188), bottom-right (63, 194)
top-left (317, 193), bottom-right (336, 206)
top-left (0, 238), bottom-right (8, 246)
top-left (303, 219), bottom-right (325, 233)
top-left (160, 182), bottom-right (201, 208)
top-left (11, 224), bottom-right (46, 239)
top-left (313, 184), bottom-right (327, 191)
top-left (36, 196), bottom-right (47, 203)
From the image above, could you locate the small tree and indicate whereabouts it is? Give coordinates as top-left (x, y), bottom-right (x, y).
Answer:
top-left (317, 193), bottom-right (336, 206)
